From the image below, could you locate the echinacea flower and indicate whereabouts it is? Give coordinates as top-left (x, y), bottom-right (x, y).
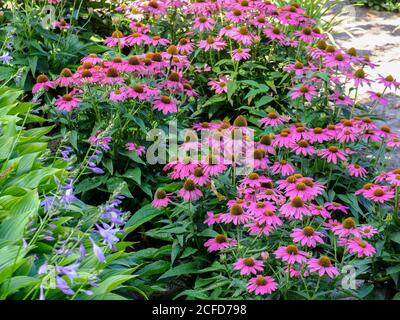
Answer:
top-left (347, 239), bottom-right (376, 257)
top-left (54, 92), bottom-right (81, 112)
top-left (319, 146), bottom-right (347, 164)
top-left (364, 186), bottom-right (394, 203)
top-left (270, 160), bottom-right (296, 177)
top-left (204, 234), bottom-right (237, 252)
top-left (280, 197), bottom-right (311, 220)
top-left (347, 164), bottom-right (367, 177)
top-left (151, 189), bottom-right (171, 208)
top-left (274, 244), bottom-right (309, 264)
top-left (231, 48), bottom-right (251, 61)
top-left (153, 96), bottom-right (177, 114)
top-left (331, 217), bottom-right (360, 238)
top-left (204, 212), bottom-right (222, 226)
top-left (233, 257), bottom-right (264, 275)
top-left (208, 75), bottom-right (229, 94)
top-left (325, 202), bottom-right (349, 214)
top-left (308, 256), bottom-right (339, 278)
top-left (193, 16), bottom-right (215, 31)
top-left (177, 179), bottom-right (202, 202)
top-left (289, 84), bottom-right (317, 102)
top-left (247, 275), bottom-right (277, 295)
top-left (290, 226), bottom-right (325, 248)
top-left (32, 74), bottom-right (54, 93)
top-left (221, 204), bottom-right (251, 225)
top-left (259, 112), bottom-right (290, 127)
top-left (358, 225), bottom-right (379, 238)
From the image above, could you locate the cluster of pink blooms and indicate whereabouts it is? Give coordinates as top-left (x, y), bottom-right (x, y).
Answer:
top-left (202, 170), bottom-right (378, 295)
top-left (32, 47), bottom-right (196, 116)
top-left (356, 168), bottom-right (400, 204)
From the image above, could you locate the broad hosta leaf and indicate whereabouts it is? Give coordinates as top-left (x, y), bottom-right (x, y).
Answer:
top-left (0, 189), bottom-right (39, 240)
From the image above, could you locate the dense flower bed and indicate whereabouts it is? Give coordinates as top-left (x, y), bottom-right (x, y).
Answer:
top-left (0, 0), bottom-right (399, 300)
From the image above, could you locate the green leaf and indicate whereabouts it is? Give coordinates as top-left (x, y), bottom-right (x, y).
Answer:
top-left (255, 96), bottom-right (274, 108)
top-left (0, 190), bottom-right (39, 241)
top-left (158, 262), bottom-right (199, 280)
top-left (123, 168), bottom-right (141, 185)
top-left (92, 275), bottom-right (135, 295)
top-left (124, 204), bottom-right (163, 234)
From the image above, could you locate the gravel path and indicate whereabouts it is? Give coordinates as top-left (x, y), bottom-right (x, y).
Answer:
top-left (329, 1), bottom-right (400, 167)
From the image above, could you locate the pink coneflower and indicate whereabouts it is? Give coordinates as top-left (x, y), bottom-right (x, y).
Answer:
top-left (204, 234), bottom-right (237, 252)
top-left (233, 257), bottom-right (264, 276)
top-left (151, 189), bottom-right (171, 208)
top-left (274, 244), bottom-right (308, 264)
top-left (329, 91), bottom-right (353, 106)
top-left (259, 112), bottom-right (290, 127)
top-left (358, 225), bottom-right (379, 238)
top-left (247, 275), bottom-right (277, 295)
top-left (309, 204), bottom-right (331, 219)
top-left (56, 68), bottom-right (75, 87)
top-left (193, 16), bottom-right (215, 31)
top-left (198, 36), bottom-right (226, 51)
top-left (248, 201), bottom-right (276, 215)
top-left (377, 74), bottom-right (400, 89)
top-left (231, 48), bottom-right (251, 61)
top-left (125, 32), bottom-right (149, 46)
top-left (291, 226), bottom-right (325, 248)
top-left (325, 202), bottom-right (349, 214)
top-left (231, 26), bottom-right (255, 46)
top-left (54, 94), bottom-right (80, 112)
top-left (219, 25), bottom-right (237, 37)
top-left (163, 71), bottom-right (184, 92)
top-left (347, 239), bottom-right (376, 257)
top-left (307, 127), bottom-right (331, 143)
top-left (32, 74), bottom-right (54, 93)
top-left (81, 54), bottom-right (103, 65)
top-left (289, 84), bottom-right (318, 102)
top-left (368, 91), bottom-right (389, 106)
top-left (364, 186), bottom-right (394, 203)
top-left (270, 160), bottom-right (296, 177)
top-left (308, 256), bottom-right (339, 278)
top-left (331, 218), bottom-right (360, 238)
top-left (272, 130), bottom-right (295, 148)
top-left (348, 164), bottom-right (367, 177)
top-left (246, 222), bottom-right (274, 236)
top-left (168, 157), bottom-right (198, 180)
top-left (349, 68), bottom-right (373, 87)
top-left (285, 178), bottom-right (324, 201)
top-left (280, 197), bottom-right (311, 220)
top-left (208, 75), bottom-right (229, 94)
top-left (221, 204), bottom-right (251, 225)
top-left (126, 142), bottom-right (145, 157)
top-left (264, 26), bottom-right (285, 42)
top-left (204, 212), bottom-right (222, 226)
top-left (250, 15), bottom-right (271, 28)
top-left (240, 173), bottom-right (270, 188)
top-left (177, 179), bottom-right (202, 202)
top-left (145, 35), bottom-right (170, 46)
top-left (319, 146), bottom-right (347, 164)
top-left (325, 52), bottom-right (351, 70)
top-left (53, 19), bottom-right (71, 30)
top-left (290, 139), bottom-right (316, 156)
top-left (153, 96), bottom-right (177, 114)
top-left (104, 30), bottom-right (126, 48)
top-left (189, 167), bottom-right (210, 186)
top-left (294, 27), bottom-right (316, 43)
top-left (110, 88), bottom-right (128, 102)
top-left (226, 9), bottom-right (247, 23)
top-left (254, 209), bottom-right (283, 227)
top-left (177, 38), bottom-right (194, 54)
top-left (355, 183), bottom-right (375, 196)
top-left (201, 155), bottom-right (227, 176)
